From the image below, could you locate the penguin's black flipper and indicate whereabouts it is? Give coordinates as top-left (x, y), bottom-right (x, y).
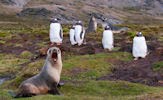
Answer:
top-left (80, 28), bottom-right (84, 39)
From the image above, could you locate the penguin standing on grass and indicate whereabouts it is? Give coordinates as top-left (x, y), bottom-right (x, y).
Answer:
top-left (49, 18), bottom-right (63, 46)
top-left (74, 21), bottom-right (85, 46)
top-left (102, 25), bottom-right (114, 51)
top-left (69, 25), bottom-right (77, 45)
top-left (132, 32), bottom-right (148, 60)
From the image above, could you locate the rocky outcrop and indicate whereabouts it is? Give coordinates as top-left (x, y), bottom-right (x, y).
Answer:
top-left (0, 0), bottom-right (30, 8)
top-left (0, 0), bottom-right (15, 5)
top-left (17, 8), bottom-right (53, 17)
top-left (0, 0), bottom-right (162, 23)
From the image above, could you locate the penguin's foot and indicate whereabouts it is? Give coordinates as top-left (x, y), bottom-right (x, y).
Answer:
top-left (134, 57), bottom-right (138, 60)
top-left (104, 49), bottom-right (112, 52)
top-left (141, 56), bottom-right (146, 59)
top-left (83, 41), bottom-right (87, 45)
top-left (56, 43), bottom-right (62, 46)
top-left (50, 42), bottom-right (55, 46)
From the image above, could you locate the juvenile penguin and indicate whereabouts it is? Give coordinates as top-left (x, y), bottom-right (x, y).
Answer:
top-left (132, 32), bottom-right (148, 60)
top-left (49, 18), bottom-right (63, 45)
top-left (102, 25), bottom-right (114, 51)
top-left (15, 47), bottom-right (62, 97)
top-left (74, 21), bottom-right (85, 46)
top-left (87, 16), bottom-right (97, 33)
top-left (69, 25), bottom-right (77, 45)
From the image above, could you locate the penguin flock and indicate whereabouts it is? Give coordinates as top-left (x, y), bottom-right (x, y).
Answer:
top-left (49, 18), bottom-right (148, 60)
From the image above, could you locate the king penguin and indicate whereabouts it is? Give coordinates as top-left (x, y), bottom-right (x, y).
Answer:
top-left (132, 32), bottom-right (148, 60)
top-left (102, 25), bottom-right (114, 51)
top-left (49, 18), bottom-right (63, 45)
top-left (74, 21), bottom-right (85, 46)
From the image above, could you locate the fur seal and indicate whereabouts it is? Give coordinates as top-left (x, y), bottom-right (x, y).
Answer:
top-left (15, 47), bottom-right (62, 97)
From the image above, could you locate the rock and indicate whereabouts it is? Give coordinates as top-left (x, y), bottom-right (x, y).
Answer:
top-left (0, 0), bottom-right (30, 7)
top-left (86, 16), bottom-right (97, 33)
top-left (156, 47), bottom-right (163, 56)
top-left (18, 8), bottom-right (53, 17)
top-left (158, 80), bottom-right (163, 84)
top-left (39, 47), bottom-right (48, 56)
top-left (0, 0), bottom-right (15, 5)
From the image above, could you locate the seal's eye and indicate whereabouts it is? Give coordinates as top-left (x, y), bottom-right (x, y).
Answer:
top-left (47, 49), bottom-right (52, 55)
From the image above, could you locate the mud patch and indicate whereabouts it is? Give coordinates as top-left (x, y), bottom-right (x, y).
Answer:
top-left (0, 33), bottom-right (47, 55)
top-left (98, 52), bottom-right (163, 86)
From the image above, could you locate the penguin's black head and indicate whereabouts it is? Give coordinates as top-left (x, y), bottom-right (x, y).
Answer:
top-left (136, 32), bottom-right (143, 37)
top-left (50, 18), bottom-right (59, 23)
top-left (105, 25), bottom-right (111, 30)
top-left (76, 20), bottom-right (83, 26)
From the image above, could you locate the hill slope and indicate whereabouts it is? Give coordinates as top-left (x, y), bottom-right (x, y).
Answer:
top-left (0, 0), bottom-right (163, 24)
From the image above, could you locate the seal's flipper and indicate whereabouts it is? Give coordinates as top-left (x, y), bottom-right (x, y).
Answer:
top-left (49, 82), bottom-right (61, 95)
top-left (48, 88), bottom-right (61, 95)
top-left (14, 93), bottom-right (36, 98)
top-left (22, 93), bottom-right (36, 97)
top-left (57, 82), bottom-right (64, 88)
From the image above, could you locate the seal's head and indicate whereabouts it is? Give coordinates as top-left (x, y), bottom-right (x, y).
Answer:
top-left (47, 47), bottom-right (61, 63)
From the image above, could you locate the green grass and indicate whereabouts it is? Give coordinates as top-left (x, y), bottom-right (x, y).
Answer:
top-left (127, 31), bottom-right (136, 39)
top-left (0, 21), bottom-right (163, 100)
top-left (62, 52), bottom-right (132, 81)
top-left (0, 54), bottom-right (29, 76)
top-left (152, 61), bottom-right (163, 73)
top-left (1, 59), bottom-right (44, 89)
top-left (0, 81), bottom-right (163, 100)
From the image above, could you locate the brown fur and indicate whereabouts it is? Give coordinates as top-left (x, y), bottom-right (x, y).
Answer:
top-left (15, 47), bottom-right (62, 98)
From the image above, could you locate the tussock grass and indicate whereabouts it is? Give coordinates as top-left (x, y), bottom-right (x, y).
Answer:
top-left (0, 54), bottom-right (29, 76)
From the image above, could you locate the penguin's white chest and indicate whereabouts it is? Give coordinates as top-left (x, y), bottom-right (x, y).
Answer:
top-left (132, 36), bottom-right (147, 58)
top-left (102, 30), bottom-right (114, 50)
top-left (49, 23), bottom-right (62, 43)
top-left (69, 29), bottom-right (77, 45)
top-left (74, 25), bottom-right (85, 46)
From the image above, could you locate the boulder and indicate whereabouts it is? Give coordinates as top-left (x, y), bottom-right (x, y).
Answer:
top-left (18, 8), bottom-right (53, 17)
top-left (156, 47), bottom-right (163, 56)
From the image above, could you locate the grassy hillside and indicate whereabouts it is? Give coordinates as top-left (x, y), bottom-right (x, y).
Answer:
top-left (0, 52), bottom-right (163, 100)
top-left (0, 15), bottom-right (162, 100)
